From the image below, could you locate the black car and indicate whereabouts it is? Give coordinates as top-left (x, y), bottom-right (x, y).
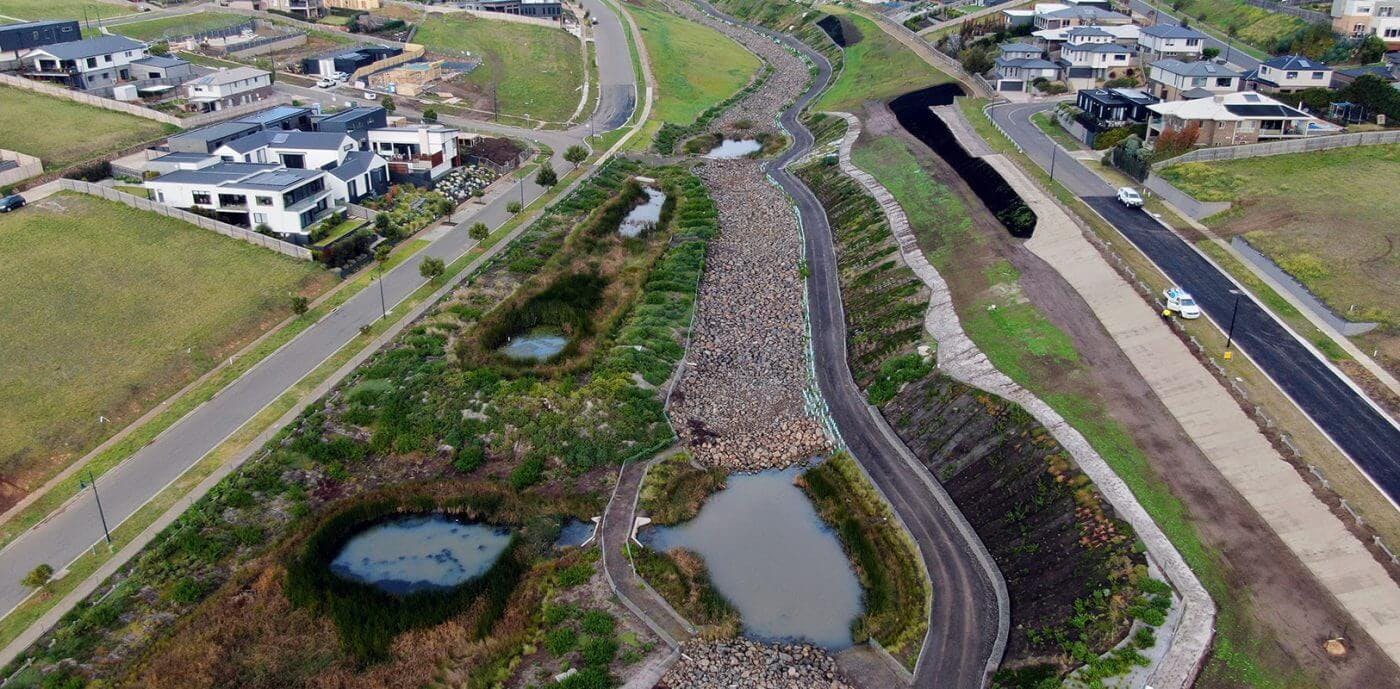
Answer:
top-left (0, 194), bottom-right (25, 212)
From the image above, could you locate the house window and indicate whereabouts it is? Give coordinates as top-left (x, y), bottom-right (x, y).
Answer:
top-left (1312, 71), bottom-right (1324, 79)
top-left (1386, 27), bottom-right (1400, 37)
top-left (1115, 54), bottom-right (1126, 61)
top-left (86, 57), bottom-right (96, 68)
top-left (1186, 38), bottom-right (1200, 46)
top-left (252, 212), bottom-right (267, 225)
top-left (192, 191), bottom-right (212, 205)
top-left (1191, 77), bottom-right (1206, 86)
top-left (1216, 77), bottom-right (1233, 87)
top-left (256, 195), bottom-right (274, 206)
top-left (1286, 71), bottom-right (1298, 79)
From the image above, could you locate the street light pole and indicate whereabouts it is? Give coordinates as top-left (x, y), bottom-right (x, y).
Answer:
top-left (1049, 144), bottom-right (1058, 181)
top-left (377, 265), bottom-right (387, 320)
top-left (80, 471), bottom-right (112, 546)
top-left (1224, 289), bottom-right (1242, 359)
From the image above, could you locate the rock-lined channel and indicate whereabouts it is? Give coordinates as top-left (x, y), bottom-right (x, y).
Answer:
top-left (659, 639), bottom-right (856, 689)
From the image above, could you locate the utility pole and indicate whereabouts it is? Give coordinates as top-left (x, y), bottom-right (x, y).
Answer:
top-left (377, 265), bottom-right (387, 319)
top-left (1223, 289), bottom-right (1242, 360)
top-left (80, 471), bottom-right (112, 546)
top-left (1049, 144), bottom-right (1058, 181)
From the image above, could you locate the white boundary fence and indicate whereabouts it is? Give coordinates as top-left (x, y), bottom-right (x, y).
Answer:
top-left (1153, 129), bottom-right (1400, 168)
top-left (0, 73), bottom-right (293, 130)
top-left (59, 179), bottom-right (313, 260)
top-left (0, 150), bottom-right (42, 187)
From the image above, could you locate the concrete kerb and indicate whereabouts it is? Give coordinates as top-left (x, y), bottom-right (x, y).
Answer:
top-left (832, 110), bottom-right (1215, 689)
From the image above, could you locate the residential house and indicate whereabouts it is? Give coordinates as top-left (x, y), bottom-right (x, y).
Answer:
top-left (1076, 87), bottom-right (1161, 124)
top-left (1145, 91), bottom-right (1334, 146)
top-left (0, 19), bottom-right (80, 62)
top-left (368, 125), bottom-right (461, 184)
top-left (213, 129), bottom-right (389, 202)
top-left (264, 0), bottom-right (325, 19)
top-left (313, 105), bottom-right (388, 147)
top-left (1332, 0), bottom-right (1400, 48)
top-left (301, 45), bottom-right (402, 78)
top-left (1034, 5), bottom-right (1131, 30)
top-left (1138, 24), bottom-right (1207, 60)
top-left (128, 55), bottom-right (193, 81)
top-left (167, 120), bottom-right (267, 154)
top-left (146, 162), bottom-right (334, 242)
top-left (1059, 32), bottom-right (1136, 87)
top-left (324, 0), bottom-right (381, 9)
top-left (1331, 62), bottom-right (1399, 87)
top-left (461, 0), bottom-right (565, 18)
top-left (182, 66), bottom-right (274, 113)
top-left (1148, 58), bottom-right (1241, 100)
top-left (22, 35), bottom-right (148, 90)
top-left (326, 151), bottom-right (391, 203)
top-left (1033, 22), bottom-right (1139, 50)
top-left (993, 42), bottom-right (1061, 92)
top-left (1244, 55), bottom-right (1333, 94)
top-left (237, 104), bottom-right (316, 131)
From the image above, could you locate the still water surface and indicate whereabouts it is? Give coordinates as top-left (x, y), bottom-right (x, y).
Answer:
top-left (331, 515), bottom-right (511, 595)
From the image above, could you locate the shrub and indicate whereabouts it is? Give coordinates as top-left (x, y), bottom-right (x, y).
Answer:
top-left (580, 635), bottom-right (618, 666)
top-left (290, 294), bottom-right (309, 315)
top-left (544, 602), bottom-right (579, 626)
top-left (168, 576), bottom-right (209, 605)
top-left (580, 609), bottom-right (616, 636)
top-left (535, 163), bottom-right (558, 187)
top-left (556, 562), bottom-right (593, 587)
top-left (509, 456), bottom-right (545, 490)
top-left (419, 255), bottom-right (446, 281)
top-left (544, 626), bottom-right (578, 655)
top-left (22, 563), bottom-right (54, 589)
top-left (469, 221), bottom-right (489, 240)
top-left (507, 200), bottom-right (523, 214)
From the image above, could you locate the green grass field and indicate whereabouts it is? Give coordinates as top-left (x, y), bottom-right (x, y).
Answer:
top-left (815, 9), bottom-right (950, 112)
top-left (111, 12), bottom-right (248, 41)
top-left (0, 193), bottom-right (333, 497)
top-left (0, 86), bottom-right (173, 171)
top-left (629, 0), bottom-right (760, 145)
top-left (1161, 145), bottom-right (1400, 336)
top-left (0, 0), bottom-right (133, 21)
top-left (413, 13), bottom-right (584, 123)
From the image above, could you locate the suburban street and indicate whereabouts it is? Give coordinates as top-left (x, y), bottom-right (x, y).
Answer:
top-left (989, 100), bottom-right (1400, 504)
top-left (1126, 0), bottom-right (1262, 70)
top-left (0, 0), bottom-right (638, 618)
top-left (698, 3), bottom-right (1007, 685)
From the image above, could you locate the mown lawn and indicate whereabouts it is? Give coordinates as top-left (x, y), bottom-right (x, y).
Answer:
top-left (111, 12), bottom-right (248, 41)
top-left (0, 86), bottom-right (174, 171)
top-left (1161, 145), bottom-right (1400, 337)
top-left (814, 9), bottom-right (950, 112)
top-left (413, 13), bottom-right (584, 123)
top-left (629, 0), bottom-right (760, 146)
top-left (0, 193), bottom-right (334, 497)
top-left (0, 0), bottom-right (134, 20)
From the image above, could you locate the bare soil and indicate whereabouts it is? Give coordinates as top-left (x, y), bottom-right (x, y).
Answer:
top-left (862, 100), bottom-right (1400, 688)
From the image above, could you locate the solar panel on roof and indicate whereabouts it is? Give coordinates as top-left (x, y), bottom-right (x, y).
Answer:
top-left (273, 133), bottom-right (290, 144)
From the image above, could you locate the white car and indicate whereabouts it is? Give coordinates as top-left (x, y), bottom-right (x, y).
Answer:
top-left (1116, 186), bottom-right (1144, 208)
top-left (316, 78), bottom-right (336, 88)
top-left (363, 92), bottom-right (377, 100)
top-left (1163, 287), bottom-right (1202, 319)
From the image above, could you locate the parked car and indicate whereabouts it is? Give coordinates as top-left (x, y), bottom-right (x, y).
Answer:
top-left (1116, 186), bottom-right (1144, 208)
top-left (363, 92), bottom-right (376, 100)
top-left (1163, 287), bottom-right (1201, 319)
top-left (316, 78), bottom-right (336, 88)
top-left (0, 194), bottom-right (25, 213)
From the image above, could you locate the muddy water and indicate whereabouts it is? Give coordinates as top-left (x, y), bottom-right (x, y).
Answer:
top-left (330, 516), bottom-right (511, 594)
top-left (642, 467), bottom-right (863, 648)
top-left (705, 139), bottom-right (763, 158)
top-left (619, 188), bottom-right (667, 237)
top-left (498, 329), bottom-right (569, 361)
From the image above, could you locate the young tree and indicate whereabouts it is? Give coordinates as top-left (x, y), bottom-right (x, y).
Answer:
top-left (290, 294), bottom-right (309, 315)
top-left (564, 144), bottom-right (588, 168)
top-left (21, 564), bottom-right (53, 589)
top-left (469, 221), bottom-right (489, 240)
top-left (1353, 34), bottom-right (1386, 64)
top-left (422, 107), bottom-right (438, 122)
top-left (1202, 46), bottom-right (1220, 60)
top-left (507, 200), bottom-right (523, 214)
top-left (380, 95), bottom-right (396, 113)
top-left (149, 42), bottom-right (170, 56)
top-left (534, 163), bottom-right (558, 187)
top-left (958, 43), bottom-right (996, 75)
top-left (419, 255), bottom-right (446, 281)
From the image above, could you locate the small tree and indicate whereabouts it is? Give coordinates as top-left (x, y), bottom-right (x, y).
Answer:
top-left (255, 223), bottom-right (274, 237)
top-left (376, 244), bottom-right (392, 265)
top-left (380, 95), bottom-right (396, 113)
top-left (419, 255), bottom-right (446, 281)
top-left (422, 107), bottom-right (438, 122)
top-left (149, 42), bottom-right (170, 57)
top-left (374, 213), bottom-right (390, 232)
top-left (564, 144), bottom-right (588, 168)
top-left (534, 163), bottom-right (558, 187)
top-left (22, 564), bottom-right (53, 589)
top-left (290, 294), bottom-right (309, 315)
top-left (507, 200), bottom-right (523, 214)
top-left (1202, 47), bottom-right (1220, 60)
top-left (469, 221), bottom-right (489, 240)
top-left (1354, 34), bottom-right (1386, 64)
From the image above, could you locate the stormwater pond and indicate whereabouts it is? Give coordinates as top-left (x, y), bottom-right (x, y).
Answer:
top-left (619, 188), bottom-right (667, 237)
top-left (704, 138), bottom-right (763, 159)
top-left (641, 467), bottom-right (863, 648)
top-left (330, 515), bottom-right (512, 595)
top-left (498, 328), bottom-right (569, 361)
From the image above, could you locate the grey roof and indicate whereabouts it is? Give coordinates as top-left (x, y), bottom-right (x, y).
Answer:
top-left (151, 151), bottom-right (217, 164)
top-left (151, 162), bottom-right (279, 186)
top-left (167, 120), bottom-right (261, 145)
top-left (234, 105), bottom-right (312, 126)
top-left (1067, 42), bottom-right (1133, 53)
top-left (1339, 65), bottom-right (1397, 81)
top-left (1, 20), bottom-right (76, 32)
top-left (1151, 58), bottom-right (1240, 77)
top-left (1141, 24), bottom-right (1206, 39)
top-left (1043, 6), bottom-right (1128, 19)
top-left (31, 35), bottom-right (144, 61)
top-left (218, 130), bottom-right (351, 154)
top-left (1067, 26), bottom-right (1113, 37)
top-left (315, 105), bottom-right (386, 124)
top-left (238, 168), bottom-right (323, 191)
top-left (131, 55), bottom-right (187, 69)
top-left (187, 66), bottom-right (268, 87)
top-left (997, 57), bottom-right (1060, 70)
top-left (1180, 87), bottom-right (1216, 99)
top-left (330, 151), bottom-right (382, 181)
top-left (1262, 54), bottom-right (1328, 71)
top-left (1000, 42), bottom-right (1041, 54)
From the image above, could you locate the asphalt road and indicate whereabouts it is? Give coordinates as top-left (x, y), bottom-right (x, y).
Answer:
top-left (989, 100), bottom-right (1400, 505)
top-left (698, 3), bottom-right (1006, 686)
top-left (1126, 0), bottom-right (1261, 70)
top-left (0, 3), bottom-right (638, 618)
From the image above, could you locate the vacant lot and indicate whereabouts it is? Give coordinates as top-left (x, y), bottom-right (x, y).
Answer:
top-left (1161, 144), bottom-right (1400, 370)
top-left (0, 86), bottom-right (173, 171)
top-left (0, 0), bottom-right (134, 20)
top-left (0, 193), bottom-right (333, 506)
top-left (815, 9), bottom-right (949, 113)
top-left (111, 12), bottom-right (248, 41)
top-left (630, 0), bottom-right (760, 145)
top-left (412, 13), bottom-right (584, 123)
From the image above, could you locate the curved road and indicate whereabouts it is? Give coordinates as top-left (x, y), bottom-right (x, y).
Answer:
top-left (696, 3), bottom-right (1006, 687)
top-left (989, 101), bottom-right (1400, 504)
top-left (0, 1), bottom-right (638, 623)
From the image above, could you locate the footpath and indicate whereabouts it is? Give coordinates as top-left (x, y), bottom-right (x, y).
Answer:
top-left (930, 105), bottom-right (1400, 660)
